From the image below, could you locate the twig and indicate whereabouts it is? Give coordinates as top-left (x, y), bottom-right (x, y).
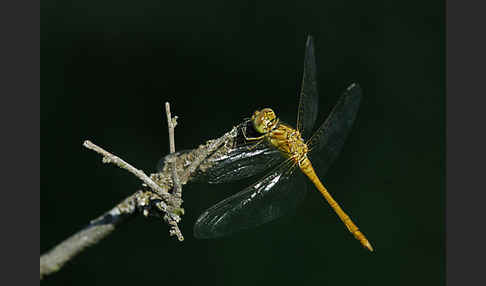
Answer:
top-left (164, 102), bottom-right (183, 240)
top-left (40, 192), bottom-right (139, 279)
top-left (165, 102), bottom-right (182, 199)
top-left (40, 104), bottom-right (240, 279)
top-left (83, 140), bottom-right (173, 204)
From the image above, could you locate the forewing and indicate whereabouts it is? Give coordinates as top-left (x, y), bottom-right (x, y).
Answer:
top-left (196, 142), bottom-right (283, 184)
top-left (157, 121), bottom-right (283, 184)
top-left (296, 35), bottom-right (319, 139)
top-left (306, 83), bottom-right (362, 174)
top-left (194, 161), bottom-right (308, 238)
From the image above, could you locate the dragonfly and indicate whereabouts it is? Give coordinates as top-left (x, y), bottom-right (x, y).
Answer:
top-left (189, 36), bottom-right (372, 251)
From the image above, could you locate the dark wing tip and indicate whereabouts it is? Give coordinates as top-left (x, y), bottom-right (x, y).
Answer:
top-left (306, 35), bottom-right (314, 47)
top-left (343, 83), bottom-right (363, 108)
top-left (347, 82), bottom-right (362, 94)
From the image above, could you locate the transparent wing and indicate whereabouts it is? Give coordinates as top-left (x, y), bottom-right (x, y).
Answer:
top-left (194, 160), bottom-right (308, 238)
top-left (157, 121), bottom-right (284, 184)
top-left (195, 142), bottom-right (283, 184)
top-left (296, 35), bottom-right (319, 139)
top-left (306, 83), bottom-right (362, 174)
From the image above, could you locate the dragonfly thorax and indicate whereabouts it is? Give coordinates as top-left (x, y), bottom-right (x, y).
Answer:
top-left (267, 123), bottom-right (309, 164)
top-left (252, 108), bottom-right (279, 134)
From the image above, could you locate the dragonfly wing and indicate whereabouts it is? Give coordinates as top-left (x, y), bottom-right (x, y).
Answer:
top-left (194, 161), bottom-right (308, 238)
top-left (196, 142), bottom-right (283, 184)
top-left (307, 83), bottom-right (362, 174)
top-left (157, 122), bottom-right (284, 184)
top-left (296, 35), bottom-right (319, 139)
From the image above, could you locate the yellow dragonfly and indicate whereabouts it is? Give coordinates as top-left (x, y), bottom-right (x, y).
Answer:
top-left (192, 36), bottom-right (372, 251)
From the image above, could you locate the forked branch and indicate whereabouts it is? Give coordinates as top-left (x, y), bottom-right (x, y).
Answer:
top-left (40, 102), bottom-right (239, 279)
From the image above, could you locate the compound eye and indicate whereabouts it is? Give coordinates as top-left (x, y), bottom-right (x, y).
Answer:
top-left (265, 110), bottom-right (276, 121)
top-left (253, 110), bottom-right (261, 118)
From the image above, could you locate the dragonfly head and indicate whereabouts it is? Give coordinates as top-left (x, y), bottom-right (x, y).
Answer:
top-left (252, 108), bottom-right (279, 134)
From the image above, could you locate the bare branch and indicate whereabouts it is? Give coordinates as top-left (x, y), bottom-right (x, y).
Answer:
top-left (164, 102), bottom-right (183, 240)
top-left (165, 102), bottom-right (182, 199)
top-left (82, 140), bottom-right (173, 204)
top-left (40, 192), bottom-right (139, 279)
top-left (40, 106), bottom-right (240, 280)
top-left (165, 102), bottom-right (177, 153)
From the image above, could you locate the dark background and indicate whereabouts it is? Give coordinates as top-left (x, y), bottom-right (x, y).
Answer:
top-left (41, 1), bottom-right (444, 285)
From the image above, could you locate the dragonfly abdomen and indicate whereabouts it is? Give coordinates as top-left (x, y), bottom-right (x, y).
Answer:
top-left (299, 157), bottom-right (374, 251)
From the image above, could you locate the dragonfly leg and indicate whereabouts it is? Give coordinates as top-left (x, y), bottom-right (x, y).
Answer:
top-left (242, 131), bottom-right (265, 142)
top-left (245, 138), bottom-right (266, 151)
top-left (242, 127), bottom-right (267, 150)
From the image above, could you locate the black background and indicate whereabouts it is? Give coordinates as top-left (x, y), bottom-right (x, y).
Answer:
top-left (41, 1), bottom-right (444, 285)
